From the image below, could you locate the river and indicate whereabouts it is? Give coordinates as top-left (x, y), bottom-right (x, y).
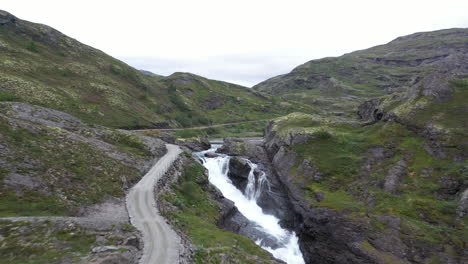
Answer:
top-left (196, 144), bottom-right (305, 264)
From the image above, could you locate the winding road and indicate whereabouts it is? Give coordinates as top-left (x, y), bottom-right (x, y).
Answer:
top-left (126, 144), bottom-right (182, 264)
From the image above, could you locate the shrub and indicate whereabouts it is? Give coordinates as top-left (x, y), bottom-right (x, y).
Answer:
top-left (313, 130), bottom-right (332, 139)
top-left (0, 91), bottom-right (19, 102)
top-left (25, 41), bottom-right (39, 52)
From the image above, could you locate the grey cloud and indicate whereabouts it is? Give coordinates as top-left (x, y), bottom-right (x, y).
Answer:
top-left (119, 55), bottom-right (311, 87)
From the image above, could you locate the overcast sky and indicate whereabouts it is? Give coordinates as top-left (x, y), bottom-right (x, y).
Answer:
top-left (3, 0), bottom-right (468, 86)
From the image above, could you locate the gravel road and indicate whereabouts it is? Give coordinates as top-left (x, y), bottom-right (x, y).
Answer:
top-left (126, 144), bottom-right (182, 264)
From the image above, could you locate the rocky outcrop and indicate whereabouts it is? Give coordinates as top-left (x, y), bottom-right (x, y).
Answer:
top-left (262, 120), bottom-right (467, 264)
top-left (357, 99), bottom-right (385, 124)
top-left (456, 188), bottom-right (468, 218)
top-left (217, 138), bottom-right (298, 227)
top-left (177, 136), bottom-right (211, 151)
top-left (0, 10), bottom-right (16, 25)
top-left (227, 157), bottom-right (252, 192)
top-left (382, 159), bottom-right (408, 193)
top-left (157, 155), bottom-right (284, 263)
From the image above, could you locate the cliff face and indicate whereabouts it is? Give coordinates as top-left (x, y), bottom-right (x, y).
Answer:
top-left (250, 28), bottom-right (468, 263)
top-left (262, 109), bottom-right (466, 263)
top-left (156, 155), bottom-right (284, 264)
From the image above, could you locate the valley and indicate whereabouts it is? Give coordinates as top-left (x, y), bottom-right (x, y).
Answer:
top-left (0, 8), bottom-right (467, 264)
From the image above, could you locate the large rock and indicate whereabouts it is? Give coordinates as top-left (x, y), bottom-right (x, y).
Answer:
top-left (357, 99), bottom-right (384, 124)
top-left (177, 137), bottom-right (210, 151)
top-left (219, 136), bottom-right (298, 225)
top-left (227, 157), bottom-right (251, 192)
top-left (217, 196), bottom-right (281, 249)
top-left (456, 188), bottom-right (468, 218)
top-left (0, 10), bottom-right (16, 25)
top-left (382, 159), bottom-right (408, 193)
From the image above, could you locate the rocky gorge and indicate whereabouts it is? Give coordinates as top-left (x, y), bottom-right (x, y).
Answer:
top-left (0, 7), bottom-right (467, 264)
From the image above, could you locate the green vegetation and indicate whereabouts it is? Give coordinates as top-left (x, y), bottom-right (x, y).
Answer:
top-left (100, 129), bottom-right (151, 157)
top-left (0, 114), bottom-right (142, 216)
top-left (160, 160), bottom-right (277, 263)
top-left (0, 91), bottom-right (19, 102)
top-left (25, 40), bottom-right (39, 53)
top-left (270, 107), bottom-right (466, 255)
top-left (0, 192), bottom-right (68, 217)
top-left (0, 220), bottom-right (97, 264)
top-left (306, 183), bottom-right (365, 212)
top-left (171, 120), bottom-right (267, 139)
top-left (254, 28), bottom-right (468, 119)
top-left (0, 13), bottom-right (304, 129)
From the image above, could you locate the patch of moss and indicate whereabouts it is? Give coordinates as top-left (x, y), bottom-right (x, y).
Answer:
top-left (291, 124), bottom-right (367, 185)
top-left (0, 91), bottom-right (19, 102)
top-left (100, 130), bottom-right (151, 157)
top-left (0, 220), bottom-right (97, 264)
top-left (306, 183), bottom-right (365, 212)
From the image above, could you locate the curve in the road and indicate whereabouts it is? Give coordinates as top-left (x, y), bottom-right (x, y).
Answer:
top-left (126, 144), bottom-right (182, 264)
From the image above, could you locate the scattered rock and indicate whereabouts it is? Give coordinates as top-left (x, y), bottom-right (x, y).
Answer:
top-left (383, 159), bottom-right (408, 193)
top-left (92, 245), bottom-right (119, 253)
top-left (204, 152), bottom-right (219, 158)
top-left (124, 236), bottom-right (140, 250)
top-left (437, 174), bottom-right (463, 199)
top-left (456, 188), bottom-right (468, 218)
top-left (178, 137), bottom-right (210, 151)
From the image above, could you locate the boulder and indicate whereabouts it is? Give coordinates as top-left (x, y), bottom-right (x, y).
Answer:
top-left (456, 188), bottom-right (468, 218)
top-left (204, 152), bottom-right (219, 158)
top-left (178, 137), bottom-right (210, 151)
top-left (227, 157), bottom-right (251, 192)
top-left (383, 159), bottom-right (407, 193)
top-left (92, 245), bottom-right (119, 253)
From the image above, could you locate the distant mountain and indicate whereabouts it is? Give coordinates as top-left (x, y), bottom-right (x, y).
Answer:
top-left (0, 10), bottom-right (293, 128)
top-left (139, 70), bottom-right (163, 77)
top-left (254, 28), bottom-right (468, 115)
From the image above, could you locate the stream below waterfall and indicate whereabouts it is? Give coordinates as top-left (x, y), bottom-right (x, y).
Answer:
top-left (196, 144), bottom-right (305, 264)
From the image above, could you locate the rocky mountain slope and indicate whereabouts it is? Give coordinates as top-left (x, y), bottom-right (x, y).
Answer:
top-left (0, 9), bottom-right (300, 263)
top-left (254, 28), bottom-right (468, 116)
top-left (1, 8), bottom-right (467, 264)
top-left (0, 10), bottom-right (296, 129)
top-left (0, 101), bottom-right (168, 263)
top-left (0, 102), bottom-right (166, 216)
top-left (246, 28), bottom-right (468, 263)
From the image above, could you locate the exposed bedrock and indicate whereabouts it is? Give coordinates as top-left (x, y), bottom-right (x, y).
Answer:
top-left (227, 157), bottom-right (252, 192)
top-left (262, 119), bottom-right (466, 264)
top-left (217, 138), bottom-right (296, 227)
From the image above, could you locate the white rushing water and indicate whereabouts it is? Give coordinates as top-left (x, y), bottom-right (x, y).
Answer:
top-left (196, 145), bottom-right (305, 264)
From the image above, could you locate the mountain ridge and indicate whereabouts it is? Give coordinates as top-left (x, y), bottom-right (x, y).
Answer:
top-left (0, 10), bottom-right (292, 129)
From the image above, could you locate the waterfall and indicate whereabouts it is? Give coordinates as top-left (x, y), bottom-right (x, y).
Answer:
top-left (196, 145), bottom-right (305, 264)
top-left (244, 160), bottom-right (268, 200)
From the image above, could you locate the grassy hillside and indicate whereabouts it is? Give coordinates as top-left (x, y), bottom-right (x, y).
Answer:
top-left (254, 28), bottom-right (468, 263)
top-left (254, 28), bottom-right (468, 115)
top-left (0, 10), bottom-right (299, 129)
top-left (156, 72), bottom-right (299, 127)
top-left (0, 102), bottom-right (164, 216)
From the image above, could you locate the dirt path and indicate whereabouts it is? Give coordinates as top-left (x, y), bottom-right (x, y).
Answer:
top-left (126, 144), bottom-right (182, 264)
